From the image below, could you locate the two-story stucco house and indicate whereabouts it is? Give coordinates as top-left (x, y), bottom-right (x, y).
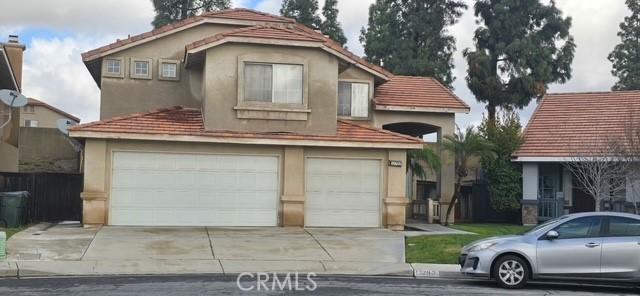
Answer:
top-left (70, 9), bottom-right (469, 229)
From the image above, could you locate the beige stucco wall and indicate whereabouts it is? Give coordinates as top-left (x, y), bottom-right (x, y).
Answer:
top-left (0, 108), bottom-right (20, 172)
top-left (373, 110), bottom-right (456, 222)
top-left (80, 138), bottom-right (407, 229)
top-left (18, 127), bottom-right (79, 173)
top-left (20, 105), bottom-right (76, 128)
top-left (99, 23), bottom-right (244, 119)
top-left (203, 43), bottom-right (339, 134)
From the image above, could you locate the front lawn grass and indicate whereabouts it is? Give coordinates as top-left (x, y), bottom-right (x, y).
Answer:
top-left (1, 226), bottom-right (28, 240)
top-left (406, 223), bottom-right (533, 264)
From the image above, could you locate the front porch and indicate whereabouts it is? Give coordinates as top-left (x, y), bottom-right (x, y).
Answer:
top-left (521, 162), bottom-right (639, 225)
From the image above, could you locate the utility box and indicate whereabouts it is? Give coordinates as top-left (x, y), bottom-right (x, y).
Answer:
top-left (0, 191), bottom-right (29, 228)
top-left (0, 231), bottom-right (5, 260)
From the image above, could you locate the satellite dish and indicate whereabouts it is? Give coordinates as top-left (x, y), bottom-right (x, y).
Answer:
top-left (56, 118), bottom-right (77, 136)
top-left (0, 89), bottom-right (28, 108)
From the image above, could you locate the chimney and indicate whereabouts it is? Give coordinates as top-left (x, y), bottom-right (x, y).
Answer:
top-left (3, 35), bottom-right (26, 90)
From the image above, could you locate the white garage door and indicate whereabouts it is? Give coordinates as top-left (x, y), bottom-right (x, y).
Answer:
top-left (110, 152), bottom-right (279, 226)
top-left (305, 158), bottom-right (381, 227)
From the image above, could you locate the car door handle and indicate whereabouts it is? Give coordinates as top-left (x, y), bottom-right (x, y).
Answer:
top-left (585, 242), bottom-right (600, 248)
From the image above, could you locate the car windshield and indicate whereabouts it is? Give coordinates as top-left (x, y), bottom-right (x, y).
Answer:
top-left (522, 216), bottom-right (569, 235)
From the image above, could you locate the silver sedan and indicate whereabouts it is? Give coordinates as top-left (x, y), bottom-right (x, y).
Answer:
top-left (459, 212), bottom-right (640, 289)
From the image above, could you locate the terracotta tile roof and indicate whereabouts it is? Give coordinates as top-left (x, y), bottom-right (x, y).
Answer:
top-left (374, 76), bottom-right (469, 112)
top-left (185, 23), bottom-right (392, 79)
top-left (69, 106), bottom-right (421, 146)
top-left (514, 90), bottom-right (640, 158)
top-left (185, 25), bottom-right (325, 51)
top-left (27, 98), bottom-right (80, 123)
top-left (81, 8), bottom-right (294, 62)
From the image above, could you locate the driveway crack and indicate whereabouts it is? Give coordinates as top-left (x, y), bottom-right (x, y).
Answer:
top-left (80, 225), bottom-right (102, 260)
top-left (305, 229), bottom-right (335, 261)
top-left (205, 227), bottom-right (215, 259)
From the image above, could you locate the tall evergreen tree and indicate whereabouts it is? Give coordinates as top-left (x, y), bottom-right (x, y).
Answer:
top-left (320, 0), bottom-right (347, 46)
top-left (151, 0), bottom-right (231, 28)
top-left (280, 0), bottom-right (322, 29)
top-left (464, 0), bottom-right (576, 122)
top-left (360, 0), bottom-right (466, 87)
top-left (608, 0), bottom-right (640, 91)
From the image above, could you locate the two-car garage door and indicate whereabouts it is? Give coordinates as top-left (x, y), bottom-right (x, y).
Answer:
top-left (109, 152), bottom-right (382, 227)
top-left (110, 152), bottom-right (279, 226)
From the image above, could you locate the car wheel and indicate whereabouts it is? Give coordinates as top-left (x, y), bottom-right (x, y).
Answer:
top-left (492, 255), bottom-right (529, 289)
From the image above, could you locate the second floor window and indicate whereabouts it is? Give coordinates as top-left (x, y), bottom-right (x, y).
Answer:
top-left (106, 59), bottom-right (121, 74)
top-left (244, 63), bottom-right (303, 104)
top-left (338, 82), bottom-right (369, 117)
top-left (24, 119), bottom-right (38, 127)
top-left (134, 61), bottom-right (149, 76)
top-left (162, 63), bottom-right (177, 78)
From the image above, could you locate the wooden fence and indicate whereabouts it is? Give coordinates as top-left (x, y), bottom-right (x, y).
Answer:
top-left (0, 173), bottom-right (83, 222)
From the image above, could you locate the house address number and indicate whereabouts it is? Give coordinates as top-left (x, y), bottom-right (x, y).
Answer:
top-left (388, 160), bottom-right (403, 167)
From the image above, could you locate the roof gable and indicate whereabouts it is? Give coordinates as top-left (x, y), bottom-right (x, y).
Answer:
top-left (27, 98), bottom-right (80, 123)
top-left (514, 90), bottom-right (640, 159)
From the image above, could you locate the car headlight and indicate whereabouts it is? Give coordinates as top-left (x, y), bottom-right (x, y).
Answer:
top-left (468, 242), bottom-right (497, 252)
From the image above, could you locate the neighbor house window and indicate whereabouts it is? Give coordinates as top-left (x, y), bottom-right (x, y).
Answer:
top-left (22, 105), bottom-right (35, 113)
top-left (24, 120), bottom-right (38, 127)
top-left (244, 63), bottom-right (303, 104)
top-left (130, 58), bottom-right (152, 79)
top-left (338, 82), bottom-right (369, 117)
top-left (103, 58), bottom-right (124, 78)
top-left (159, 59), bottom-right (180, 81)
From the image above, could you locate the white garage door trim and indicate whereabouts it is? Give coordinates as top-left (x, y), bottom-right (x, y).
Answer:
top-left (108, 150), bottom-right (280, 226)
top-left (305, 157), bottom-right (383, 228)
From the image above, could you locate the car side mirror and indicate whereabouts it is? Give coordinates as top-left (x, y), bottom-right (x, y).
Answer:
top-left (546, 230), bottom-right (559, 240)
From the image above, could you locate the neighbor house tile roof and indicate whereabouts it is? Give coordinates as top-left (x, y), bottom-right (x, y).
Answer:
top-left (27, 98), bottom-right (80, 123)
top-left (184, 23), bottom-right (392, 79)
top-left (374, 76), bottom-right (469, 112)
top-left (69, 106), bottom-right (422, 146)
top-left (513, 90), bottom-right (640, 158)
top-left (81, 8), bottom-right (294, 62)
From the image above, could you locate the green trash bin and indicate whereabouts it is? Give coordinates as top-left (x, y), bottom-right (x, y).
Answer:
top-left (0, 191), bottom-right (29, 228)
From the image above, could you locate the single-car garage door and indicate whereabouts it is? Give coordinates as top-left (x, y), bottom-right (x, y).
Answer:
top-left (305, 158), bottom-right (381, 227)
top-left (110, 152), bottom-right (279, 226)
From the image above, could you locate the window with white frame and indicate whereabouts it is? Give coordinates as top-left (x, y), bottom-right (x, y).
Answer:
top-left (162, 63), bottom-right (177, 78)
top-left (338, 82), bottom-right (369, 117)
top-left (130, 58), bottom-right (152, 79)
top-left (106, 59), bottom-right (121, 74)
top-left (134, 61), bottom-right (149, 76)
top-left (24, 120), bottom-right (38, 127)
top-left (244, 63), bottom-right (303, 104)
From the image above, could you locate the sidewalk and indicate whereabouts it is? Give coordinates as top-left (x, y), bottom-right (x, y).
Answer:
top-left (0, 223), bottom-right (462, 279)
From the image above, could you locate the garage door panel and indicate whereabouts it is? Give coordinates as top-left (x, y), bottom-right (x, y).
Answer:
top-left (110, 152), bottom-right (279, 226)
top-left (306, 158), bottom-right (381, 228)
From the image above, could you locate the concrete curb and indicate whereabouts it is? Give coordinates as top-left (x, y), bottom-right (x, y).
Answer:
top-left (1, 260), bottom-right (463, 279)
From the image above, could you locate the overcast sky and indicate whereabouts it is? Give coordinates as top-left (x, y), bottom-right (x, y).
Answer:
top-left (0, 0), bottom-right (630, 127)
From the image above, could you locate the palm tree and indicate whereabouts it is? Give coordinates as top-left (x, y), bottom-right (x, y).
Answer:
top-left (407, 145), bottom-right (441, 180)
top-left (442, 126), bottom-right (494, 226)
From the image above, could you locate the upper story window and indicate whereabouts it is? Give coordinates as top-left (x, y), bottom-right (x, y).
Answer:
top-left (22, 105), bottom-right (35, 113)
top-left (103, 57), bottom-right (124, 78)
top-left (244, 63), bottom-right (303, 104)
top-left (24, 119), bottom-right (38, 127)
top-left (159, 59), bottom-right (180, 81)
top-left (130, 58), bottom-right (152, 80)
top-left (338, 81), bottom-right (369, 117)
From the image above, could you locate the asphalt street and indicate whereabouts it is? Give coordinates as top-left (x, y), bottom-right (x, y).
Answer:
top-left (0, 275), bottom-right (638, 295)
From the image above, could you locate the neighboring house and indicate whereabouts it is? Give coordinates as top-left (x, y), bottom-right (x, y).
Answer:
top-left (0, 35), bottom-right (81, 173)
top-left (21, 98), bottom-right (80, 128)
top-left (71, 8), bottom-right (469, 229)
top-left (513, 91), bottom-right (640, 225)
top-left (0, 35), bottom-right (24, 173)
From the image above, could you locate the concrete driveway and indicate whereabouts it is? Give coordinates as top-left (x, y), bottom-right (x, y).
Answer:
top-left (6, 223), bottom-right (408, 276)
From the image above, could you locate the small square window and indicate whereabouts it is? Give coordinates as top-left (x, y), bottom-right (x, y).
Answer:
top-left (130, 58), bottom-right (153, 79)
top-left (106, 59), bottom-right (121, 74)
top-left (134, 61), bottom-right (149, 76)
top-left (159, 60), bottom-right (180, 81)
top-left (103, 58), bottom-right (124, 78)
